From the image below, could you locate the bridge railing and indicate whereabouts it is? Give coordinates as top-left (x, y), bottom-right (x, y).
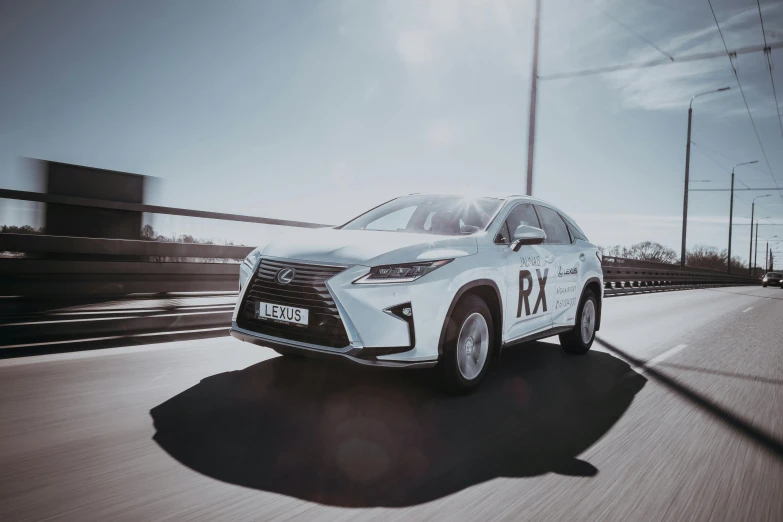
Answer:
top-left (0, 189), bottom-right (327, 297)
top-left (601, 256), bottom-right (758, 296)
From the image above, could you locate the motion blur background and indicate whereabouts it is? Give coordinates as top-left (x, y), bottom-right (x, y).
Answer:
top-left (2, 0), bottom-right (783, 255)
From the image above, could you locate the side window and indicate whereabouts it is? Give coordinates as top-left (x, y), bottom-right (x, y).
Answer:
top-left (504, 203), bottom-right (541, 240)
top-left (494, 221), bottom-right (511, 244)
top-left (534, 206), bottom-right (571, 245)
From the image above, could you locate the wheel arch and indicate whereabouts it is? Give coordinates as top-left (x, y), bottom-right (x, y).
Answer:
top-left (438, 279), bottom-right (503, 357)
top-left (581, 277), bottom-right (603, 331)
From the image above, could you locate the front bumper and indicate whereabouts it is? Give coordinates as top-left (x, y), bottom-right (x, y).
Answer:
top-left (232, 258), bottom-right (457, 368)
top-left (230, 323), bottom-right (437, 368)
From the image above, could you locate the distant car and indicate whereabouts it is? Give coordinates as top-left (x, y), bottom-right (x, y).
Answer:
top-left (761, 272), bottom-right (782, 287)
top-left (231, 193), bottom-right (603, 392)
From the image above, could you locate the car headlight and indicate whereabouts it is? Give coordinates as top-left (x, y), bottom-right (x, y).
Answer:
top-left (353, 259), bottom-right (453, 284)
top-left (242, 248), bottom-right (261, 271)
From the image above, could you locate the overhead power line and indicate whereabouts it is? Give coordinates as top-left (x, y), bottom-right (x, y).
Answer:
top-left (690, 187), bottom-right (783, 191)
top-left (706, 0), bottom-right (783, 204)
top-left (690, 141), bottom-right (772, 176)
top-left (690, 142), bottom-right (731, 176)
top-left (589, 0), bottom-right (674, 61)
top-left (539, 40), bottom-right (783, 81)
top-left (756, 0), bottom-right (783, 143)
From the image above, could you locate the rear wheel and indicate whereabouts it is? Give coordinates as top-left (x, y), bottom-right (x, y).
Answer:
top-left (440, 294), bottom-right (494, 394)
top-left (559, 291), bottom-right (597, 355)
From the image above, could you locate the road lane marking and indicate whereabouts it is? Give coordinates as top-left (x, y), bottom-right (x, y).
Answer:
top-left (742, 307), bottom-right (753, 313)
top-left (641, 344), bottom-right (688, 373)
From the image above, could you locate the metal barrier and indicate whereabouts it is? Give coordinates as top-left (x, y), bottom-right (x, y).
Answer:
top-left (0, 188), bottom-right (330, 228)
top-left (602, 258), bottom-right (758, 296)
top-left (0, 233), bottom-right (254, 259)
top-left (0, 189), bottom-right (321, 296)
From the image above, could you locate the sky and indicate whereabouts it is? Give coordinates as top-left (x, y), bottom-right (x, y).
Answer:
top-left (1, 0), bottom-right (783, 261)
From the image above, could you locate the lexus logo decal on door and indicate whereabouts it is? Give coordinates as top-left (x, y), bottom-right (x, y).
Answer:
top-left (275, 268), bottom-right (296, 285)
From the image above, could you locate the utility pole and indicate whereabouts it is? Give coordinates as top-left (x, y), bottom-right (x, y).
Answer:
top-left (749, 201), bottom-right (754, 276)
top-left (680, 87), bottom-right (730, 267)
top-left (754, 221), bottom-right (759, 276)
top-left (749, 194), bottom-right (770, 276)
top-left (728, 170), bottom-right (734, 274)
top-left (727, 161), bottom-right (758, 274)
top-left (525, 0), bottom-right (541, 196)
top-left (681, 106), bottom-right (693, 267)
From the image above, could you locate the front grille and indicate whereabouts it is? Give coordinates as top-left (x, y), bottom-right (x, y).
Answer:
top-left (237, 258), bottom-right (350, 348)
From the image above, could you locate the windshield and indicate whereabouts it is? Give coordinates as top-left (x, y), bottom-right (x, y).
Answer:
top-left (768, 273), bottom-right (782, 277)
top-left (340, 195), bottom-right (503, 236)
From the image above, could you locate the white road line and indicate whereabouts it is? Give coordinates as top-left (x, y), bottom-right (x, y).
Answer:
top-left (742, 307), bottom-right (753, 313)
top-left (641, 344), bottom-right (688, 373)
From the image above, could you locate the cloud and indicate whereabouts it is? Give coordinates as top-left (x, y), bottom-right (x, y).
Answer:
top-left (605, 2), bottom-right (783, 113)
top-left (425, 121), bottom-right (456, 148)
top-left (396, 29), bottom-right (434, 65)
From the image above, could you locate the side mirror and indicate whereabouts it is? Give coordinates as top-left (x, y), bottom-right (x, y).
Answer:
top-left (511, 225), bottom-right (546, 251)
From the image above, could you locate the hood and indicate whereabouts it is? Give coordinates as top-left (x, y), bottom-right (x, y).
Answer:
top-left (258, 228), bottom-right (478, 266)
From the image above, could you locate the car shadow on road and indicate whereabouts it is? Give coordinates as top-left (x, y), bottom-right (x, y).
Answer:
top-left (150, 341), bottom-right (647, 508)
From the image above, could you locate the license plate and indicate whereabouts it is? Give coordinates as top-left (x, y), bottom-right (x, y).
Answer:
top-left (255, 301), bottom-right (309, 326)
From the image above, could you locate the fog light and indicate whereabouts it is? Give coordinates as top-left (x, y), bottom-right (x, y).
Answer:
top-left (383, 302), bottom-right (415, 347)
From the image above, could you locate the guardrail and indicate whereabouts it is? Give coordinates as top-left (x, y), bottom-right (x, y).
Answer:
top-left (0, 233), bottom-right (255, 259)
top-left (0, 188), bottom-right (330, 228)
top-left (0, 189), bottom-right (321, 296)
top-left (602, 257), bottom-right (758, 296)
top-left (601, 255), bottom-right (735, 274)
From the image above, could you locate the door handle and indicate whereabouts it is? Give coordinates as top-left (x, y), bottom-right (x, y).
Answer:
top-left (545, 255), bottom-right (555, 264)
top-left (579, 253), bottom-right (586, 262)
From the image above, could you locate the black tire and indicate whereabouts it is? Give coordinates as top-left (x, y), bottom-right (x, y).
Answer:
top-left (762, 283), bottom-right (767, 287)
top-left (559, 291), bottom-right (598, 355)
top-left (439, 294), bottom-right (494, 394)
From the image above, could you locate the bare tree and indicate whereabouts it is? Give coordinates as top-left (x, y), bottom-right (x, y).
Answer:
top-left (141, 224), bottom-right (155, 240)
top-left (626, 241), bottom-right (677, 264)
top-left (599, 241), bottom-right (676, 264)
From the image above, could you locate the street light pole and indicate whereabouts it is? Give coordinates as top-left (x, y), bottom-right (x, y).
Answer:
top-left (749, 194), bottom-right (770, 276)
top-left (525, 0), bottom-right (541, 196)
top-left (754, 220), bottom-right (759, 276)
top-left (681, 86), bottom-right (731, 267)
top-left (728, 171), bottom-right (735, 273)
top-left (764, 236), bottom-right (778, 272)
top-left (727, 160), bottom-right (758, 274)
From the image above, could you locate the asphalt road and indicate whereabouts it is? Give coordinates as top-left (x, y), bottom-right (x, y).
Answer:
top-left (1, 286), bottom-right (781, 521)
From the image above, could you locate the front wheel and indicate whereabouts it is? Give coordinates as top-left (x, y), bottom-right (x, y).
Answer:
top-left (762, 283), bottom-right (768, 287)
top-left (559, 291), bottom-right (598, 355)
top-left (439, 294), bottom-right (494, 394)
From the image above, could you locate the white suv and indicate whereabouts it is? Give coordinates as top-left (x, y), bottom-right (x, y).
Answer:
top-left (231, 194), bottom-right (603, 392)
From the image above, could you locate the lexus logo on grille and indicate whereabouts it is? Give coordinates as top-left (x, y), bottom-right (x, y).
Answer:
top-left (275, 268), bottom-right (296, 285)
